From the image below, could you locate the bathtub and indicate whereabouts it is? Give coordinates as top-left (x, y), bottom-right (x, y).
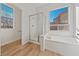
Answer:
top-left (40, 34), bottom-right (79, 56)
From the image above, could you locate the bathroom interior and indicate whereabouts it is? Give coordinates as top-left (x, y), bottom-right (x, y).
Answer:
top-left (0, 3), bottom-right (79, 56)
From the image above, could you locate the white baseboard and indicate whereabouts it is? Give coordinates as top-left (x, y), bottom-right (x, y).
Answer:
top-left (29, 40), bottom-right (40, 45)
top-left (1, 38), bottom-right (20, 46)
top-left (22, 40), bottom-right (29, 46)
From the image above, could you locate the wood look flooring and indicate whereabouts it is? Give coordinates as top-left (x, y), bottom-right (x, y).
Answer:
top-left (1, 40), bottom-right (62, 56)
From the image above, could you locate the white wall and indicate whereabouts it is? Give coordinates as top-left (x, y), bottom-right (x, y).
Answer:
top-left (22, 7), bottom-right (37, 45)
top-left (0, 4), bottom-right (22, 45)
top-left (76, 7), bottom-right (79, 30)
top-left (75, 5), bottom-right (79, 42)
top-left (22, 10), bottom-right (29, 45)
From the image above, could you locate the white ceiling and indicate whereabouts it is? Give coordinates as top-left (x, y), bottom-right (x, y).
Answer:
top-left (14, 3), bottom-right (47, 10)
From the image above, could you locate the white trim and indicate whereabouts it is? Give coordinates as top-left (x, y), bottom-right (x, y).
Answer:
top-left (29, 40), bottom-right (40, 45)
top-left (22, 40), bottom-right (29, 46)
top-left (1, 38), bottom-right (20, 46)
top-left (48, 6), bottom-right (69, 31)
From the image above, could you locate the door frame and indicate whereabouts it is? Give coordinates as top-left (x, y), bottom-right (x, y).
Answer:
top-left (29, 12), bottom-right (43, 44)
top-left (29, 13), bottom-right (39, 43)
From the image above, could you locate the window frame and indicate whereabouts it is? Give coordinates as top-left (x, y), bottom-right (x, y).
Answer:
top-left (49, 7), bottom-right (69, 31)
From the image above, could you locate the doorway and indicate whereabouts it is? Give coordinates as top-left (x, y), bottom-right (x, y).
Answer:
top-left (29, 12), bottom-right (43, 44)
top-left (29, 14), bottom-right (39, 43)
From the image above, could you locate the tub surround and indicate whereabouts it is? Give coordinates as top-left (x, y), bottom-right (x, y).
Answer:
top-left (40, 32), bottom-right (79, 56)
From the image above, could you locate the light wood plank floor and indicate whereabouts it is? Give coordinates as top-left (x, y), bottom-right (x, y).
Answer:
top-left (1, 40), bottom-right (62, 56)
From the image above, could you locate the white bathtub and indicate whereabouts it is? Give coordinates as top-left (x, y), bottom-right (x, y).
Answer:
top-left (41, 34), bottom-right (79, 56)
top-left (45, 35), bottom-right (78, 45)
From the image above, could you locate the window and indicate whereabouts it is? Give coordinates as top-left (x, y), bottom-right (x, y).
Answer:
top-left (49, 7), bottom-right (69, 31)
top-left (0, 4), bottom-right (13, 28)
